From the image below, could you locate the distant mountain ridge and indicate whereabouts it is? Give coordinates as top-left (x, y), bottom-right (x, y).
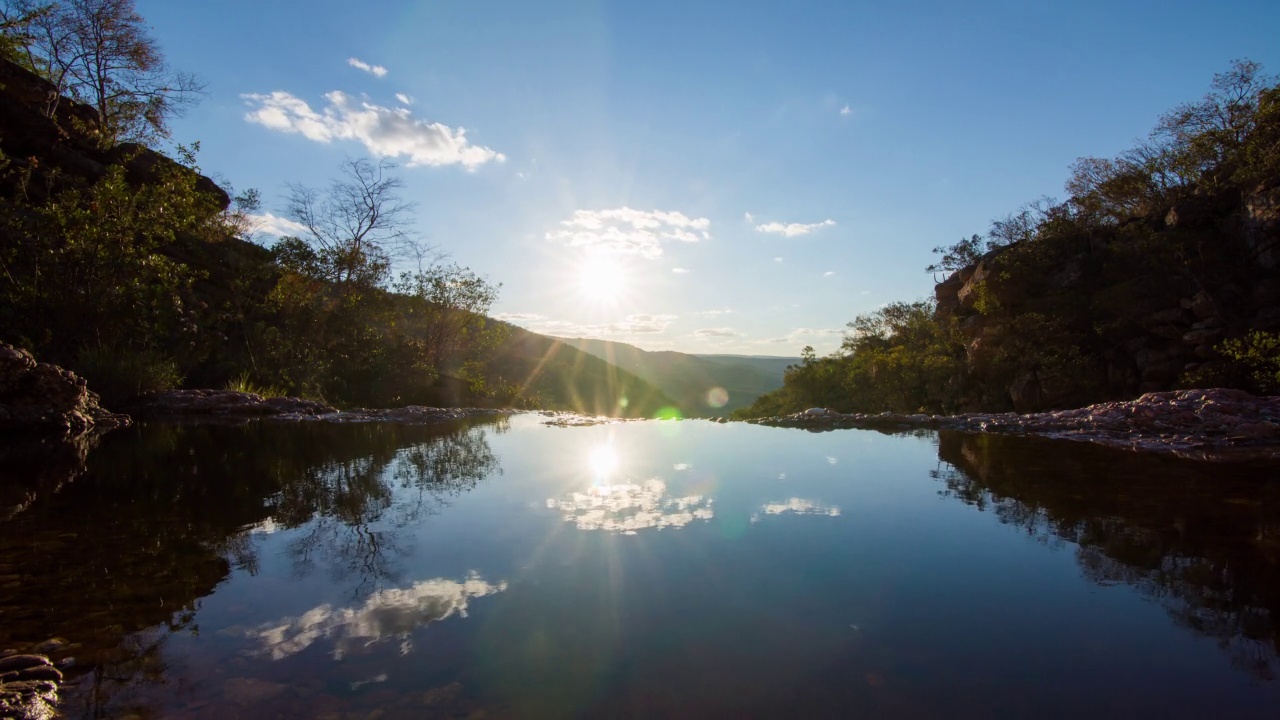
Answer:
top-left (558, 337), bottom-right (798, 416)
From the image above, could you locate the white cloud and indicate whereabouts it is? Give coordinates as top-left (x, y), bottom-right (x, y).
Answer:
top-left (546, 208), bottom-right (710, 258)
top-left (743, 212), bottom-right (754, 223)
top-left (694, 328), bottom-right (744, 338)
top-left (673, 463), bottom-right (692, 471)
top-left (839, 104), bottom-right (852, 116)
top-left (250, 573), bottom-right (506, 661)
top-left (242, 90), bottom-right (504, 169)
top-left (860, 290), bottom-right (871, 295)
top-left (774, 257), bottom-right (783, 263)
top-left (547, 479), bottom-right (714, 534)
top-left (347, 57), bottom-right (388, 77)
top-left (533, 313), bottom-right (677, 338)
top-left (672, 267), bottom-right (690, 274)
top-left (761, 327), bottom-right (845, 345)
top-left (248, 212), bottom-right (309, 238)
top-left (495, 312), bottom-right (544, 323)
top-left (755, 219), bottom-right (836, 237)
top-left (696, 307), bottom-right (733, 316)
top-left (823, 271), bottom-right (836, 277)
top-left (395, 92), bottom-right (413, 105)
top-left (751, 498), bottom-right (841, 523)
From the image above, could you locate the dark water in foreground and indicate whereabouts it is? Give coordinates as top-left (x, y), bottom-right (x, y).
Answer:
top-left (2, 416), bottom-right (1280, 719)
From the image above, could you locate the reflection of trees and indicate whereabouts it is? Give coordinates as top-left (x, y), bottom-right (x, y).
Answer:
top-left (0, 417), bottom-right (503, 717)
top-left (279, 423), bottom-right (502, 596)
top-left (934, 431), bottom-right (1280, 679)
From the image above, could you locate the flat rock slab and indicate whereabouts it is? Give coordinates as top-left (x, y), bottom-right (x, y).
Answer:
top-left (127, 389), bottom-right (336, 418)
top-left (129, 390), bottom-right (515, 426)
top-left (745, 388), bottom-right (1280, 462)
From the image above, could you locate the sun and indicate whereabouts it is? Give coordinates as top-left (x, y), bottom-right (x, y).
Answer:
top-left (576, 254), bottom-right (629, 304)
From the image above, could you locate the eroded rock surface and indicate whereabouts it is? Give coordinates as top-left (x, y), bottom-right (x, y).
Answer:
top-left (0, 654), bottom-right (60, 720)
top-left (0, 343), bottom-right (129, 437)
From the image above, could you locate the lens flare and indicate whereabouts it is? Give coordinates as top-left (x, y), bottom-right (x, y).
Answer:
top-left (705, 387), bottom-right (729, 408)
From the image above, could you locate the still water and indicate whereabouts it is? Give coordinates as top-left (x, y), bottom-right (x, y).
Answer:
top-left (2, 415), bottom-right (1279, 718)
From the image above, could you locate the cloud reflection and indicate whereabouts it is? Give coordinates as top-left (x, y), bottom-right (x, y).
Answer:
top-left (250, 572), bottom-right (506, 660)
top-left (548, 479), bottom-right (714, 534)
top-left (751, 498), bottom-right (841, 523)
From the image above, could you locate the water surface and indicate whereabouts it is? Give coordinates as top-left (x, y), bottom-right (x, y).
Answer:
top-left (2, 416), bottom-right (1279, 718)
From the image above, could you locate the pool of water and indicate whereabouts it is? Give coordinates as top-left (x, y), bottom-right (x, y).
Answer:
top-left (2, 415), bottom-right (1279, 718)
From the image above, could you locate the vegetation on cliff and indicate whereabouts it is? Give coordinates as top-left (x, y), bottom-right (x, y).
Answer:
top-left (740, 60), bottom-right (1280, 418)
top-left (0, 0), bottom-right (674, 416)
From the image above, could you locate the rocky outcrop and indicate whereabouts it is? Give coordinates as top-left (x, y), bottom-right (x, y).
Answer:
top-left (0, 343), bottom-right (129, 436)
top-left (0, 58), bottom-right (229, 210)
top-left (125, 389), bottom-right (512, 425)
top-left (746, 388), bottom-right (1280, 462)
top-left (125, 389), bottom-right (336, 418)
top-left (932, 182), bottom-right (1280, 412)
top-left (0, 654), bottom-right (60, 720)
top-left (1245, 176), bottom-right (1280, 269)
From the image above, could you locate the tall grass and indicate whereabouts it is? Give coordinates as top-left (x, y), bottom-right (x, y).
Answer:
top-left (76, 345), bottom-right (183, 405)
top-left (224, 371), bottom-right (289, 398)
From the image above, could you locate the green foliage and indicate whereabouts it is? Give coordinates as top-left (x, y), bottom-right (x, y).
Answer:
top-left (750, 59), bottom-right (1280, 418)
top-left (75, 344), bottom-right (182, 403)
top-left (5, 0), bottom-right (205, 145)
top-left (927, 234), bottom-right (988, 274)
top-left (1219, 332), bottom-right (1280, 394)
top-left (0, 159), bottom-right (224, 365)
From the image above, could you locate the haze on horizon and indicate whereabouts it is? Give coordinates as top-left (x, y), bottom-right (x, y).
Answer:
top-left (142, 0), bottom-right (1280, 356)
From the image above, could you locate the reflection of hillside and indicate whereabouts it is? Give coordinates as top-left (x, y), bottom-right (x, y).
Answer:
top-left (0, 418), bottom-right (504, 716)
top-left (934, 431), bottom-right (1280, 679)
top-left (548, 479), bottom-right (714, 533)
top-left (252, 572), bottom-right (507, 661)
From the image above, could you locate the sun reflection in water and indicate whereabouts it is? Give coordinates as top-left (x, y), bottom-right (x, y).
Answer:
top-left (587, 444), bottom-right (620, 481)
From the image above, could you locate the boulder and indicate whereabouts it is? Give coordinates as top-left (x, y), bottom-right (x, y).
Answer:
top-left (0, 342), bottom-right (129, 436)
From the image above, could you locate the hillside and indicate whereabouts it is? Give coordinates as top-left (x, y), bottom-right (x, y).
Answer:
top-left (739, 61), bottom-right (1280, 418)
top-left (0, 55), bottom-right (673, 417)
top-left (560, 337), bottom-right (797, 416)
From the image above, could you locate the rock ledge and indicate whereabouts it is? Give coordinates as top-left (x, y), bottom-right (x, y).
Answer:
top-left (744, 388), bottom-right (1280, 462)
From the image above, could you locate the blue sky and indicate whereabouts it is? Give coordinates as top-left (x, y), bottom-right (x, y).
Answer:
top-left (140, 0), bottom-right (1280, 355)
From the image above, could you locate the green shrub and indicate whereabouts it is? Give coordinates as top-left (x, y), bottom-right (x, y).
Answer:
top-left (75, 345), bottom-right (183, 404)
top-left (1219, 331), bottom-right (1280, 394)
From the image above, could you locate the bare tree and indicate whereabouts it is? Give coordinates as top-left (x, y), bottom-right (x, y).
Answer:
top-left (285, 157), bottom-right (417, 297)
top-left (7, 0), bottom-right (204, 144)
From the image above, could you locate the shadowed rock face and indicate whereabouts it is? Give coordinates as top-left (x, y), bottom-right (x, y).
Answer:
top-left (0, 343), bottom-right (129, 437)
top-left (0, 58), bottom-right (230, 210)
